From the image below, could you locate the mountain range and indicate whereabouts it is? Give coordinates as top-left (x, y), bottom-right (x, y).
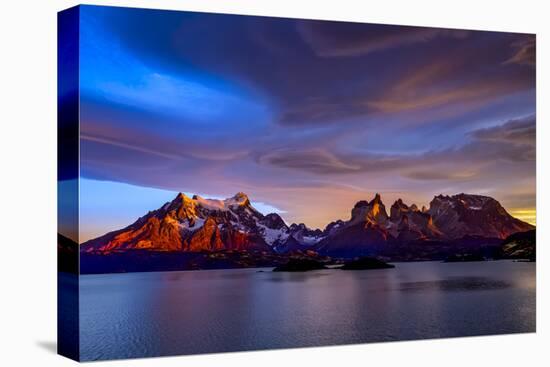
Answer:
top-left (80, 191), bottom-right (534, 263)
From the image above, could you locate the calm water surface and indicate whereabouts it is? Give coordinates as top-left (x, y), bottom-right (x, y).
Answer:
top-left (78, 261), bottom-right (535, 361)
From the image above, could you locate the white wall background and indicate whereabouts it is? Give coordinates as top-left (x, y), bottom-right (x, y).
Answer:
top-left (0, 1), bottom-right (547, 366)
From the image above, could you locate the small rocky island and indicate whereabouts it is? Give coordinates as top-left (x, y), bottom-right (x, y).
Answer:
top-left (273, 258), bottom-right (327, 272)
top-left (340, 257), bottom-right (395, 270)
top-left (444, 253), bottom-right (486, 262)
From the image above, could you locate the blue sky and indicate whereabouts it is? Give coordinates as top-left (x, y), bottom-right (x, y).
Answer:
top-left (72, 5), bottom-right (536, 241)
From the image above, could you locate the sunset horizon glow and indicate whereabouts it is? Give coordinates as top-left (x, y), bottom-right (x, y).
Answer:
top-left (71, 5), bottom-right (535, 242)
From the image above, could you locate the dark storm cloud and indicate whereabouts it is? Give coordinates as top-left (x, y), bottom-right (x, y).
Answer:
top-left (84, 6), bottom-right (535, 127)
top-left (279, 30), bottom-right (534, 126)
top-left (257, 148), bottom-right (414, 175)
top-left (366, 34), bottom-right (535, 114)
top-left (259, 114), bottom-right (535, 176)
top-left (257, 149), bottom-right (363, 174)
top-left (401, 115), bottom-right (536, 180)
top-left (504, 36), bottom-right (536, 67)
top-left (297, 20), bottom-right (470, 57)
top-left (402, 170), bottom-right (478, 181)
top-left (471, 114), bottom-right (536, 145)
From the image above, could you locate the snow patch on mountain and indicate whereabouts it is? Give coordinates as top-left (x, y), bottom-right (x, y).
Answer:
top-left (301, 235), bottom-right (325, 245)
top-left (179, 218), bottom-right (205, 231)
top-left (257, 223), bottom-right (289, 246)
top-left (187, 192), bottom-right (250, 212)
top-left (193, 196), bottom-right (228, 211)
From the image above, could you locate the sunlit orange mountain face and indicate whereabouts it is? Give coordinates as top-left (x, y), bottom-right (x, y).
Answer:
top-left (78, 191), bottom-right (534, 273)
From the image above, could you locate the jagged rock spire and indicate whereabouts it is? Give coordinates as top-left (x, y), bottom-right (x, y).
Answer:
top-left (350, 193), bottom-right (388, 226)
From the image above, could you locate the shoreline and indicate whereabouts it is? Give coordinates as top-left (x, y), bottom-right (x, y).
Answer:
top-left (73, 258), bottom-right (535, 276)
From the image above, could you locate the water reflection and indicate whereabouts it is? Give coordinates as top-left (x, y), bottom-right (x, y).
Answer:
top-left (78, 261), bottom-right (535, 361)
top-left (263, 271), bottom-right (333, 282)
top-left (399, 276), bottom-right (511, 292)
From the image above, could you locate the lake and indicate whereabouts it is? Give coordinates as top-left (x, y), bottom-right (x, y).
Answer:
top-left (76, 260), bottom-right (535, 361)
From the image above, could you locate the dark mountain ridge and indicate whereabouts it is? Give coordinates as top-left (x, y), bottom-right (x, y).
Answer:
top-left (80, 191), bottom-right (534, 271)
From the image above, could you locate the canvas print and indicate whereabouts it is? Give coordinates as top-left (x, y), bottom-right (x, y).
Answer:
top-left (58, 5), bottom-right (536, 362)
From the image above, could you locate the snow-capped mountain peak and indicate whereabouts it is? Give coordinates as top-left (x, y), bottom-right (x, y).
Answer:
top-left (81, 192), bottom-right (534, 257)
